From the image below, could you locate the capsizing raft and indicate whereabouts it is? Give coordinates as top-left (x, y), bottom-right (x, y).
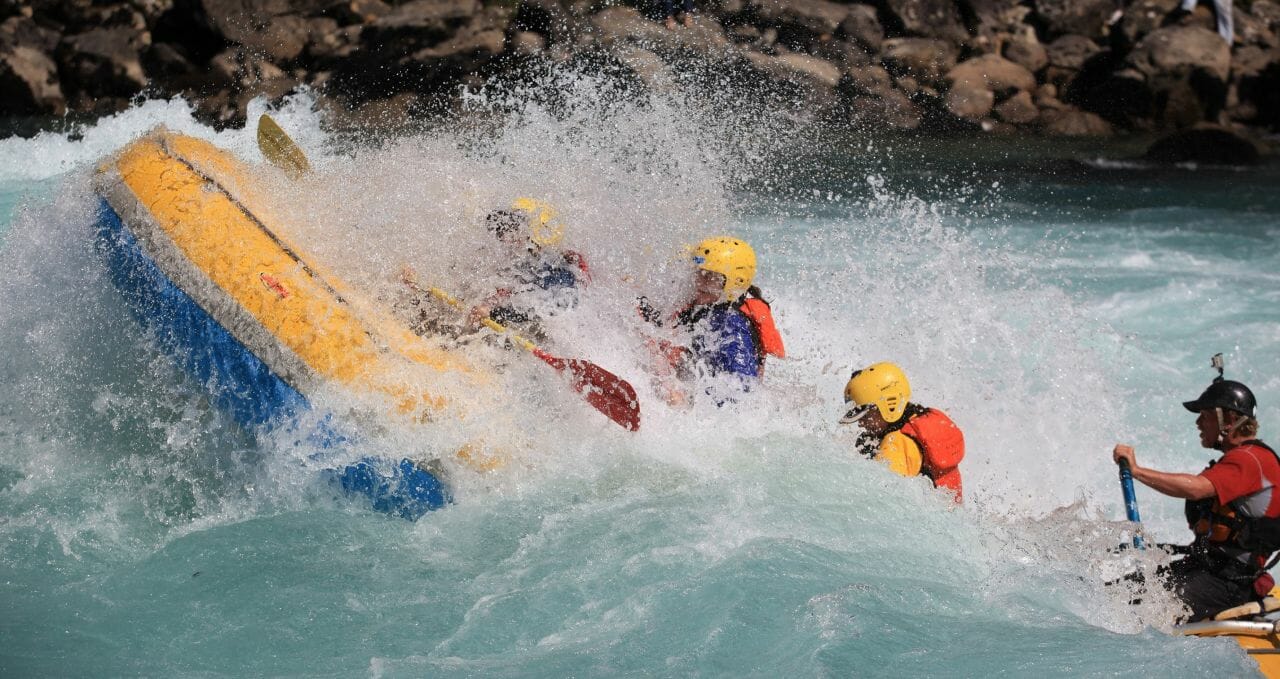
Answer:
top-left (92, 128), bottom-right (485, 519)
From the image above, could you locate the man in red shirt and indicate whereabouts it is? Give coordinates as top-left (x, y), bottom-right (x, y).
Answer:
top-left (1113, 378), bottom-right (1278, 621)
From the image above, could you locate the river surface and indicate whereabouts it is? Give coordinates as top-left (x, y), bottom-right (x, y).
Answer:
top-left (2, 82), bottom-right (1279, 676)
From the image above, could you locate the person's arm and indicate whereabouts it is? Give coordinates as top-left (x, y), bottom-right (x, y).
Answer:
top-left (1113, 444), bottom-right (1216, 500)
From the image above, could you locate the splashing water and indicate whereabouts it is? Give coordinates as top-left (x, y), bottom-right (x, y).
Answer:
top-left (2, 70), bottom-right (1279, 676)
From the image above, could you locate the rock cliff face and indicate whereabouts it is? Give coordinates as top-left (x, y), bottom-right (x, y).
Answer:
top-left (2, 0), bottom-right (1278, 146)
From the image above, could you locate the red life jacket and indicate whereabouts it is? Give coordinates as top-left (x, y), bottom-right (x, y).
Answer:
top-left (899, 408), bottom-right (965, 503)
top-left (738, 296), bottom-right (785, 365)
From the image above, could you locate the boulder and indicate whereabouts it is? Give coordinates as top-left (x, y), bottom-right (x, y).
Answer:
top-left (945, 78), bottom-right (995, 118)
top-left (1143, 124), bottom-right (1262, 164)
top-left (993, 89), bottom-right (1038, 122)
top-left (1034, 0), bottom-right (1115, 39)
top-left (1002, 32), bottom-right (1048, 73)
top-left (1123, 24), bottom-right (1230, 125)
top-left (0, 44), bottom-right (65, 115)
top-left (1041, 107), bottom-right (1113, 135)
top-left (1113, 0), bottom-right (1180, 47)
top-left (58, 27), bottom-right (149, 100)
top-left (747, 0), bottom-right (852, 47)
top-left (1126, 25), bottom-right (1231, 83)
top-left (1045, 34), bottom-right (1102, 69)
top-left (841, 66), bottom-right (922, 129)
top-left (198, 0), bottom-right (337, 62)
top-left (744, 50), bottom-right (842, 88)
top-left (588, 6), bottom-right (731, 56)
top-left (946, 53), bottom-right (1037, 93)
top-left (880, 37), bottom-right (958, 86)
top-left (839, 5), bottom-right (882, 54)
top-left (1254, 0), bottom-right (1280, 28)
top-left (1234, 8), bottom-right (1277, 48)
top-left (878, 0), bottom-right (967, 42)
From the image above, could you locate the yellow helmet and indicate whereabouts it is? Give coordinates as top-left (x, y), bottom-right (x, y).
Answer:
top-left (511, 197), bottom-right (565, 247)
top-left (691, 237), bottom-right (756, 301)
top-left (841, 362), bottom-right (911, 424)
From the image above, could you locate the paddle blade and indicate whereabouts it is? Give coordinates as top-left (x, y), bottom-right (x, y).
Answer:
top-left (567, 359), bottom-right (641, 431)
top-left (257, 114), bottom-right (310, 179)
top-left (534, 349), bottom-right (639, 431)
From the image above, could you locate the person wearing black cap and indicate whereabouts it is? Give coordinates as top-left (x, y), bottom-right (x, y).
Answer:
top-left (1113, 377), bottom-right (1280, 621)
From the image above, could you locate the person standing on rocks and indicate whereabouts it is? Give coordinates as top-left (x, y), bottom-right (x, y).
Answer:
top-left (1176, 0), bottom-right (1235, 43)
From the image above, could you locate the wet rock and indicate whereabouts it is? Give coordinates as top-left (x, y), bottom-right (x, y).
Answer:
top-left (744, 50), bottom-right (842, 88)
top-left (1002, 31), bottom-right (1048, 74)
top-left (994, 89), bottom-right (1039, 122)
top-left (945, 78), bottom-right (995, 118)
top-left (1113, 0), bottom-right (1180, 47)
top-left (58, 27), bottom-right (149, 100)
top-left (323, 0), bottom-right (391, 25)
top-left (1124, 24), bottom-right (1231, 125)
top-left (880, 37), bottom-right (958, 86)
top-left (0, 44), bottom-right (65, 115)
top-left (947, 53), bottom-right (1037, 94)
top-left (1143, 124), bottom-right (1262, 164)
top-left (1040, 107), bottom-right (1113, 134)
top-left (1045, 34), bottom-right (1102, 70)
top-left (878, 0), bottom-right (967, 42)
top-left (1034, 0), bottom-right (1115, 39)
top-left (839, 5), bottom-right (882, 54)
top-left (588, 6), bottom-right (730, 56)
top-left (510, 30), bottom-right (545, 56)
top-left (841, 65), bottom-right (922, 129)
top-left (748, 0), bottom-right (852, 48)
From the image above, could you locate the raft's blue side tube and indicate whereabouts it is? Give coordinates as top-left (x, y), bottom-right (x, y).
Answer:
top-left (94, 200), bottom-right (448, 519)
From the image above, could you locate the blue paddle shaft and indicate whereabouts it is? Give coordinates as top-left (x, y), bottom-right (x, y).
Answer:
top-left (1118, 460), bottom-right (1146, 549)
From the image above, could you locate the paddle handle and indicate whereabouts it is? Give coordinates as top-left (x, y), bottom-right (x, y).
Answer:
top-left (1118, 459), bottom-right (1145, 550)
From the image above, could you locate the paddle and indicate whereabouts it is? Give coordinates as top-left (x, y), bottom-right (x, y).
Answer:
top-left (255, 114), bottom-right (640, 432)
top-left (423, 285), bottom-right (640, 431)
top-left (1118, 459), bottom-right (1146, 550)
top-left (257, 114), bottom-right (310, 179)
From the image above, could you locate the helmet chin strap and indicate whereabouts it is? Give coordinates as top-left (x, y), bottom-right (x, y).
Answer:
top-left (1215, 407), bottom-right (1227, 448)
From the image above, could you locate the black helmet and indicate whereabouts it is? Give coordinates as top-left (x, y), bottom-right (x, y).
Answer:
top-left (1183, 380), bottom-right (1257, 418)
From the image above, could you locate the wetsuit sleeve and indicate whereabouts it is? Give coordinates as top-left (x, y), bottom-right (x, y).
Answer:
top-left (878, 432), bottom-right (923, 477)
top-left (1201, 448), bottom-right (1266, 505)
top-left (708, 310), bottom-right (759, 379)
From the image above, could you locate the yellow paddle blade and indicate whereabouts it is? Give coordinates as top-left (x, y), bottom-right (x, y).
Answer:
top-left (256, 114), bottom-right (310, 179)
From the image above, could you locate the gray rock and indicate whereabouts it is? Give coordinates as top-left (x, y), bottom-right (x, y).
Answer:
top-left (1143, 124), bottom-right (1262, 164)
top-left (1040, 107), bottom-right (1113, 135)
top-left (1114, 0), bottom-right (1180, 46)
top-left (1045, 34), bottom-right (1102, 69)
top-left (1127, 25), bottom-right (1230, 82)
top-left (839, 5), bottom-right (882, 54)
top-left (589, 6), bottom-right (731, 56)
top-left (945, 78), bottom-right (995, 118)
top-left (1034, 0), bottom-right (1115, 39)
top-left (744, 50), bottom-right (842, 88)
top-left (881, 37), bottom-right (958, 86)
top-left (0, 44), bottom-right (64, 115)
top-left (994, 89), bottom-right (1039, 122)
top-left (58, 27), bottom-right (149, 99)
top-left (1002, 32), bottom-right (1048, 73)
top-left (947, 53), bottom-right (1037, 93)
top-left (881, 0), bottom-right (967, 41)
top-left (748, 0), bottom-right (852, 36)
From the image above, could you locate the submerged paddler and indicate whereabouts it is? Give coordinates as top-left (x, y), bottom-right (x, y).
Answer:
top-left (400, 198), bottom-right (589, 343)
top-left (839, 362), bottom-right (965, 503)
top-left (1112, 367), bottom-right (1280, 622)
top-left (638, 237), bottom-right (784, 405)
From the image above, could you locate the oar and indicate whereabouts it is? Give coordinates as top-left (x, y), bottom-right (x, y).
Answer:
top-left (422, 285), bottom-right (640, 432)
top-left (257, 114), bottom-right (310, 178)
top-left (1118, 459), bottom-right (1146, 550)
top-left (255, 114), bottom-right (640, 432)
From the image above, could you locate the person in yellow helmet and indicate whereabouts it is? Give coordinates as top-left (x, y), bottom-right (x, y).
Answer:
top-left (639, 237), bottom-right (784, 403)
top-left (400, 199), bottom-right (589, 342)
top-left (841, 362), bottom-right (965, 502)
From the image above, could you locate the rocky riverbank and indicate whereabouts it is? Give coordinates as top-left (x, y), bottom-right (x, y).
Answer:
top-left (2, 0), bottom-right (1278, 156)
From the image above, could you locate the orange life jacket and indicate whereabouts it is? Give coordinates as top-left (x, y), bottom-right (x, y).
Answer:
top-left (739, 296), bottom-right (785, 363)
top-left (899, 408), bottom-right (965, 503)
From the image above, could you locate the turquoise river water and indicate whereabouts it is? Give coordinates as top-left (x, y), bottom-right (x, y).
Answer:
top-left (2, 81), bottom-right (1280, 677)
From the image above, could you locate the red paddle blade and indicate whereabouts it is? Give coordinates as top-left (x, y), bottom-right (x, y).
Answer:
top-left (533, 349), bottom-right (640, 431)
top-left (566, 359), bottom-right (641, 431)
